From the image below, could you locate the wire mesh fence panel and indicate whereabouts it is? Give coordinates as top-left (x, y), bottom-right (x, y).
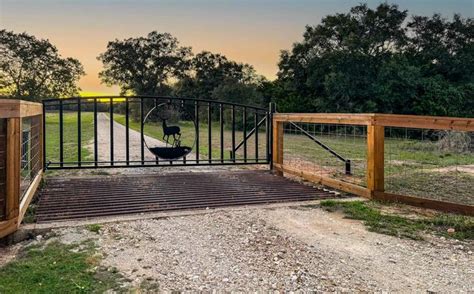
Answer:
top-left (20, 115), bottom-right (42, 200)
top-left (282, 122), bottom-right (367, 187)
top-left (385, 128), bottom-right (474, 205)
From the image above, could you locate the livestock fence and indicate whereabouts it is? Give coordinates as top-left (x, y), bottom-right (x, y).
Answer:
top-left (0, 99), bottom-right (43, 238)
top-left (272, 113), bottom-right (473, 215)
top-left (1, 98), bottom-right (473, 238)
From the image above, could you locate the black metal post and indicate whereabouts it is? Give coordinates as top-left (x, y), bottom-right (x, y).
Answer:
top-left (77, 97), bottom-right (81, 167)
top-left (140, 98), bottom-right (145, 165)
top-left (243, 107), bottom-right (247, 163)
top-left (59, 99), bottom-right (64, 167)
top-left (220, 103), bottom-right (224, 163)
top-left (195, 100), bottom-right (199, 163)
top-left (345, 160), bottom-right (352, 175)
top-left (208, 102), bottom-right (211, 163)
top-left (42, 102), bottom-right (46, 169)
top-left (265, 110), bottom-right (270, 163)
top-left (93, 98), bottom-right (98, 167)
top-left (109, 98), bottom-right (114, 166)
top-left (269, 102), bottom-right (276, 170)
top-left (125, 98), bottom-right (130, 166)
top-left (231, 105), bottom-right (236, 162)
top-left (254, 111), bottom-right (258, 163)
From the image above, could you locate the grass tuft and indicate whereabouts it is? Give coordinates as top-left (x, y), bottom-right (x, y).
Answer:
top-left (0, 241), bottom-right (121, 293)
top-left (86, 224), bottom-right (102, 234)
top-left (320, 200), bottom-right (474, 240)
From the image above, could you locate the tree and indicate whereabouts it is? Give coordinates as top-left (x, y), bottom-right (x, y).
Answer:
top-left (98, 31), bottom-right (192, 95)
top-left (175, 51), bottom-right (263, 103)
top-left (275, 3), bottom-right (473, 117)
top-left (0, 30), bottom-right (84, 101)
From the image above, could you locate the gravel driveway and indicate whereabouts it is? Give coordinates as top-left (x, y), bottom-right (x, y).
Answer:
top-left (38, 207), bottom-right (473, 292)
top-left (93, 113), bottom-right (196, 164)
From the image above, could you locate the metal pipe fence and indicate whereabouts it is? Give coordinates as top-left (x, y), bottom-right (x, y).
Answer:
top-left (42, 96), bottom-right (271, 169)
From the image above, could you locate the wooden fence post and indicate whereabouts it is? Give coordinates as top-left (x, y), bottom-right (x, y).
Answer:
top-left (367, 123), bottom-right (384, 198)
top-left (272, 121), bottom-right (284, 176)
top-left (5, 118), bottom-right (21, 221)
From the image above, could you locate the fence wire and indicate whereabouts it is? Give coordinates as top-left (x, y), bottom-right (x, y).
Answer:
top-left (385, 128), bottom-right (474, 205)
top-left (20, 116), bottom-right (42, 200)
top-left (283, 122), bottom-right (367, 187)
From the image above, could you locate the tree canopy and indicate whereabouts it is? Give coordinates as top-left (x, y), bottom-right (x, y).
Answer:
top-left (275, 3), bottom-right (473, 116)
top-left (0, 30), bottom-right (84, 101)
top-left (175, 51), bottom-right (263, 101)
top-left (98, 31), bottom-right (192, 96)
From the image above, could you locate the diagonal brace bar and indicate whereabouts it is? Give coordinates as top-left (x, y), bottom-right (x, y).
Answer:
top-left (289, 121), bottom-right (351, 175)
top-left (231, 116), bottom-right (267, 159)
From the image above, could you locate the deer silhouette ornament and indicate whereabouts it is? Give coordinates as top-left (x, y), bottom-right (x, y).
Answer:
top-left (162, 119), bottom-right (181, 146)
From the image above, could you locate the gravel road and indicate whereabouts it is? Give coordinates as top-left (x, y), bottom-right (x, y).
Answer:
top-left (93, 113), bottom-right (197, 163)
top-left (39, 207), bottom-right (473, 292)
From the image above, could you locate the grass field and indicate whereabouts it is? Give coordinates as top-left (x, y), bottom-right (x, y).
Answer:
top-left (284, 130), bottom-right (473, 205)
top-left (45, 112), bottom-right (94, 164)
top-left (114, 114), bottom-right (269, 161)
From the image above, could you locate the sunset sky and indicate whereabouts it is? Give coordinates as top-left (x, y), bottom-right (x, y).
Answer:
top-left (1, 0), bottom-right (473, 95)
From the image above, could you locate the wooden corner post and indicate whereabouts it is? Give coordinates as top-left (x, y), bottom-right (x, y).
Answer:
top-left (367, 123), bottom-right (384, 198)
top-left (5, 118), bottom-right (21, 221)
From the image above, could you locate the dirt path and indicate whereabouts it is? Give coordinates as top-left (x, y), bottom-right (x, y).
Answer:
top-left (92, 113), bottom-right (196, 164)
top-left (32, 207), bottom-right (472, 292)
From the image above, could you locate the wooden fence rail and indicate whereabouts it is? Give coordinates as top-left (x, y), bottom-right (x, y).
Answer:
top-left (0, 99), bottom-right (43, 238)
top-left (273, 113), bottom-right (474, 215)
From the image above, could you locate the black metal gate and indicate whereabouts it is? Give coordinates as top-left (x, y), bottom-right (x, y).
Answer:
top-left (42, 96), bottom-right (273, 169)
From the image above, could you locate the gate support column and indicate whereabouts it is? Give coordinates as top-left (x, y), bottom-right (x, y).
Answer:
top-left (367, 124), bottom-right (384, 198)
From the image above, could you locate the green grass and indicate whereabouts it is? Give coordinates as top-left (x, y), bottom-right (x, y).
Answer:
top-left (0, 241), bottom-right (122, 293)
top-left (320, 200), bottom-right (474, 240)
top-left (86, 224), bottom-right (102, 234)
top-left (45, 112), bottom-right (94, 164)
top-left (284, 131), bottom-right (473, 204)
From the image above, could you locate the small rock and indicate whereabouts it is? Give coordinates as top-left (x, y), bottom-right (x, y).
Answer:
top-left (447, 228), bottom-right (455, 234)
top-left (454, 245), bottom-right (464, 250)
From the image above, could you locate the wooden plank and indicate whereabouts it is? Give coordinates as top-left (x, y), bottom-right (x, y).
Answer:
top-left (367, 125), bottom-right (384, 197)
top-left (374, 191), bottom-right (474, 216)
top-left (0, 217), bottom-right (18, 238)
top-left (0, 99), bottom-right (42, 118)
top-left (272, 113), bottom-right (474, 132)
top-left (272, 121), bottom-right (284, 176)
top-left (274, 163), bottom-right (371, 198)
top-left (374, 114), bottom-right (474, 132)
top-left (273, 113), bottom-right (374, 125)
top-left (18, 171), bottom-right (43, 225)
top-left (5, 118), bottom-right (21, 220)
